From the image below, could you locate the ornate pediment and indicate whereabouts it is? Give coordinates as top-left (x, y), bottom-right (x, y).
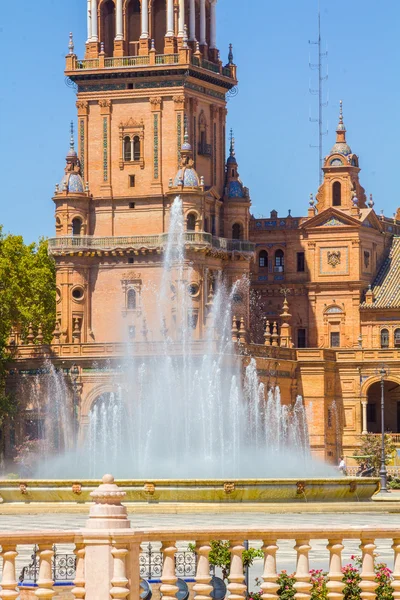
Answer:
top-left (320, 216), bottom-right (347, 227)
top-left (119, 117), bottom-right (144, 130)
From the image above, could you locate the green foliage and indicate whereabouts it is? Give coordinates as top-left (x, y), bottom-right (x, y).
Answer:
top-left (388, 477), bottom-right (400, 490)
top-left (250, 557), bottom-right (394, 600)
top-left (0, 228), bottom-right (55, 418)
top-left (188, 541), bottom-right (263, 581)
top-left (353, 434), bottom-right (396, 476)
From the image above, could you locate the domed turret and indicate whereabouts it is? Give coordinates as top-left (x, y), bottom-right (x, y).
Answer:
top-left (59, 122), bottom-right (85, 194)
top-left (225, 130), bottom-right (246, 198)
top-left (173, 127), bottom-right (202, 189)
top-left (330, 100), bottom-right (352, 157)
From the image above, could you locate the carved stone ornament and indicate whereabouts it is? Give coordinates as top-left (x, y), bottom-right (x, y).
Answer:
top-left (296, 481), bottom-right (306, 495)
top-left (72, 482), bottom-right (82, 495)
top-left (327, 250), bottom-right (341, 268)
top-left (143, 482), bottom-right (156, 495)
top-left (224, 482), bottom-right (235, 494)
top-left (349, 480), bottom-right (357, 493)
top-left (19, 483), bottom-right (28, 495)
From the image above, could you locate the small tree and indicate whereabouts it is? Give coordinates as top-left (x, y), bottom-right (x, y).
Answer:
top-left (353, 434), bottom-right (396, 476)
top-left (188, 540), bottom-right (263, 581)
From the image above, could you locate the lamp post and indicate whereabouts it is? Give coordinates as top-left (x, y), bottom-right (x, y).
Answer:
top-left (379, 366), bottom-right (389, 493)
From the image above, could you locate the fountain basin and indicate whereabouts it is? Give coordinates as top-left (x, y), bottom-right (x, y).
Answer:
top-left (0, 478), bottom-right (379, 504)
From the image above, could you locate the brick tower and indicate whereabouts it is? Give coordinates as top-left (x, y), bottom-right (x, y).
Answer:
top-left (50, 1), bottom-right (253, 344)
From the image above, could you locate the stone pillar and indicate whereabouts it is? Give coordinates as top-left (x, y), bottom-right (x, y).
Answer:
top-left (166, 0), bottom-right (174, 36)
top-left (91, 0), bottom-right (98, 41)
top-left (164, 0), bottom-right (175, 52)
top-left (115, 0), bottom-right (123, 39)
top-left (114, 0), bottom-right (124, 56)
top-left (189, 0), bottom-right (196, 41)
top-left (140, 0), bottom-right (149, 38)
top-left (210, 0), bottom-right (217, 49)
top-left (361, 400), bottom-right (368, 435)
top-left (87, 0), bottom-right (92, 42)
top-left (178, 0), bottom-right (185, 37)
top-left (84, 475), bottom-right (131, 600)
top-left (200, 0), bottom-right (206, 46)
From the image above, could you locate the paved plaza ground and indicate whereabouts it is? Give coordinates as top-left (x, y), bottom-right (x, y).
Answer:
top-left (1, 508), bottom-right (400, 591)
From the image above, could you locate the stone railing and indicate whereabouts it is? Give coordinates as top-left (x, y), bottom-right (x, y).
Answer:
top-left (48, 234), bottom-right (255, 254)
top-left (1, 476), bottom-right (400, 599)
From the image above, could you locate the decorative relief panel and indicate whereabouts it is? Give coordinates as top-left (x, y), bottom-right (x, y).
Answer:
top-left (320, 246), bottom-right (349, 276)
top-left (344, 406), bottom-right (356, 431)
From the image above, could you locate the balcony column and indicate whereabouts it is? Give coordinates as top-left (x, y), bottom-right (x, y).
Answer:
top-left (178, 0), bottom-right (185, 37)
top-left (361, 399), bottom-right (368, 435)
top-left (200, 0), bottom-right (206, 45)
top-left (115, 0), bottom-right (123, 40)
top-left (210, 0), bottom-right (217, 49)
top-left (166, 0), bottom-right (174, 36)
top-left (91, 0), bottom-right (98, 41)
top-left (140, 0), bottom-right (149, 38)
top-left (87, 0), bottom-right (92, 42)
top-left (189, 0), bottom-right (196, 41)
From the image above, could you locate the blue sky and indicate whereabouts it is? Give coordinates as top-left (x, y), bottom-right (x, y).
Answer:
top-left (1, 1), bottom-right (399, 241)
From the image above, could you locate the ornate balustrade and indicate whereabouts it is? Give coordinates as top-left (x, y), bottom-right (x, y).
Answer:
top-left (48, 234), bottom-right (255, 255)
top-left (3, 526), bottom-right (400, 598)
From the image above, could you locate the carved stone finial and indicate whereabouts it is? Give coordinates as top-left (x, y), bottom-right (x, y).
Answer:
top-left (52, 321), bottom-right (61, 345)
top-left (100, 41), bottom-right (105, 54)
top-left (151, 39), bottom-right (155, 50)
top-left (368, 193), bottom-right (374, 209)
top-left (239, 316), bottom-right (247, 344)
top-left (68, 32), bottom-right (74, 55)
top-left (87, 474), bottom-right (130, 529)
top-left (264, 320), bottom-right (271, 346)
top-left (309, 193), bottom-right (314, 207)
top-left (36, 324), bottom-right (44, 344)
top-left (26, 323), bottom-right (35, 345)
top-left (231, 315), bottom-right (239, 343)
top-left (228, 43), bottom-right (234, 65)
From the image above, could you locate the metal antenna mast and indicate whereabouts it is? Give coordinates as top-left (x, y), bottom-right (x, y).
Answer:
top-left (309, 0), bottom-right (328, 184)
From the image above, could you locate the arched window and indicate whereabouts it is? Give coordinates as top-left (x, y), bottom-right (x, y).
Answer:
top-left (204, 217), bottom-right (209, 232)
top-left (133, 136), bottom-right (140, 161)
top-left (187, 213), bottom-right (196, 231)
top-left (124, 136), bottom-right (132, 161)
top-left (332, 181), bottom-right (342, 206)
top-left (274, 249), bottom-right (284, 272)
top-left (259, 250), bottom-right (268, 268)
top-left (381, 328), bottom-right (389, 349)
top-left (72, 218), bottom-right (82, 236)
top-left (395, 329), bottom-right (400, 348)
top-left (153, 0), bottom-right (167, 53)
top-left (232, 223), bottom-right (242, 240)
top-left (127, 288), bottom-right (136, 310)
top-left (101, 0), bottom-right (116, 57)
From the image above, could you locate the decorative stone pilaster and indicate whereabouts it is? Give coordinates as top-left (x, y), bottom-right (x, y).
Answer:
top-left (98, 99), bottom-right (112, 194)
top-left (76, 101), bottom-right (89, 183)
top-left (150, 97), bottom-right (162, 188)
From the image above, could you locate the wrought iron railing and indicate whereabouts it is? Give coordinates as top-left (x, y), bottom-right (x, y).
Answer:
top-left (76, 59), bottom-right (100, 69)
top-left (155, 53), bottom-right (179, 65)
top-left (19, 545), bottom-right (76, 584)
top-left (104, 56), bottom-right (150, 68)
top-left (198, 142), bottom-right (212, 156)
top-left (48, 234), bottom-right (256, 254)
top-left (201, 58), bottom-right (220, 73)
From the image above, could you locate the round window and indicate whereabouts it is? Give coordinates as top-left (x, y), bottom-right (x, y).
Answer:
top-left (72, 287), bottom-right (84, 300)
top-left (188, 283), bottom-right (200, 297)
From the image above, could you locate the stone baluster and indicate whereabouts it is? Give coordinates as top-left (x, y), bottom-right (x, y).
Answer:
top-left (271, 322), bottom-right (279, 347)
top-left (231, 315), bottom-right (239, 343)
top-left (0, 545), bottom-right (19, 600)
top-left (264, 320), bottom-right (271, 346)
top-left (294, 539), bottom-right (312, 600)
top-left (260, 539), bottom-right (279, 599)
top-left (160, 542), bottom-right (179, 599)
top-left (227, 541), bottom-right (246, 599)
top-left (359, 539), bottom-right (377, 599)
top-left (193, 541), bottom-right (213, 600)
top-left (34, 545), bottom-right (55, 599)
top-left (392, 538), bottom-right (400, 600)
top-left (72, 544), bottom-right (86, 599)
top-left (110, 546), bottom-right (130, 599)
top-left (326, 540), bottom-right (345, 599)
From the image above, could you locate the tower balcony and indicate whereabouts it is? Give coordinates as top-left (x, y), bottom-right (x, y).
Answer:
top-left (48, 233), bottom-right (255, 257)
top-left (65, 51), bottom-right (236, 89)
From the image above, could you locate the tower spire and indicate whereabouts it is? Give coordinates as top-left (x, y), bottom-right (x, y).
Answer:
top-left (229, 128), bottom-right (235, 157)
top-left (336, 100), bottom-right (346, 139)
top-left (70, 121), bottom-right (75, 151)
